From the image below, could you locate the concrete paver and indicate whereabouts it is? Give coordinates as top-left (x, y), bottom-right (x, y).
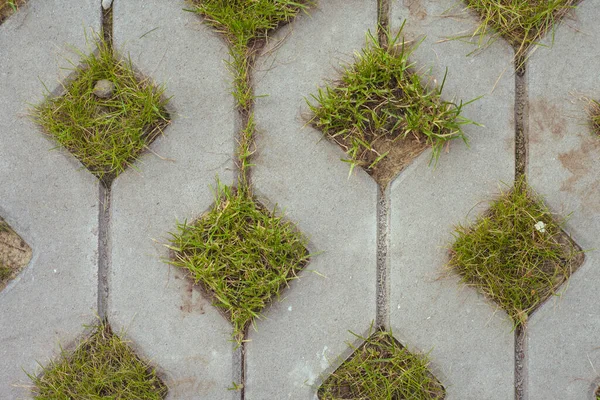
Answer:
top-left (110, 0), bottom-right (237, 398)
top-left (388, 2), bottom-right (515, 399)
top-left (247, 1), bottom-right (378, 398)
top-left (0, 0), bottom-right (100, 398)
top-left (527, 0), bottom-right (600, 398)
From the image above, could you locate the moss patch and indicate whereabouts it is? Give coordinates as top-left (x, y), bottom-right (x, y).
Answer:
top-left (30, 323), bottom-right (167, 399)
top-left (0, 217), bottom-right (32, 291)
top-left (34, 36), bottom-right (170, 182)
top-left (464, 0), bottom-right (577, 56)
top-left (449, 177), bottom-right (584, 326)
top-left (308, 28), bottom-right (475, 187)
top-left (168, 184), bottom-right (309, 343)
top-left (318, 329), bottom-right (445, 399)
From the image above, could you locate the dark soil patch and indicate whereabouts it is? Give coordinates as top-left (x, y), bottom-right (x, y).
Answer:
top-left (335, 131), bottom-right (429, 187)
top-left (0, 218), bottom-right (32, 291)
top-left (0, 0), bottom-right (25, 25)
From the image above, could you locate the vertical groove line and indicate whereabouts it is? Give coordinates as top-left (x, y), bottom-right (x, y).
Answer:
top-left (377, 0), bottom-right (390, 48)
top-left (98, 184), bottom-right (111, 320)
top-left (375, 0), bottom-right (391, 330)
top-left (514, 57), bottom-right (528, 179)
top-left (376, 187), bottom-right (391, 328)
top-left (97, 0), bottom-right (114, 321)
top-left (514, 54), bottom-right (528, 400)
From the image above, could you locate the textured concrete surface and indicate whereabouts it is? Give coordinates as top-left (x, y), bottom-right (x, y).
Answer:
top-left (388, 1), bottom-right (515, 399)
top-left (2, 0), bottom-right (600, 398)
top-left (246, 1), bottom-right (378, 398)
top-left (527, 0), bottom-right (600, 398)
top-left (110, 0), bottom-right (237, 398)
top-left (0, 0), bottom-right (100, 398)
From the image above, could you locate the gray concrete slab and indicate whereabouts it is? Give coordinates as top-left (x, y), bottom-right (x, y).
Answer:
top-left (0, 0), bottom-right (100, 398)
top-left (246, 1), bottom-right (378, 398)
top-left (388, 2), bottom-right (515, 399)
top-left (527, 0), bottom-right (600, 398)
top-left (110, 0), bottom-right (238, 398)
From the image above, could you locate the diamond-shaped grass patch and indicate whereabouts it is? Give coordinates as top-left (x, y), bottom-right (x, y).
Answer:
top-left (30, 323), bottom-right (167, 399)
top-left (0, 217), bottom-right (31, 291)
top-left (167, 184), bottom-right (309, 343)
top-left (449, 177), bottom-right (584, 326)
top-left (308, 28), bottom-right (475, 187)
top-left (318, 329), bottom-right (445, 399)
top-left (464, 0), bottom-right (577, 56)
top-left (34, 36), bottom-right (170, 183)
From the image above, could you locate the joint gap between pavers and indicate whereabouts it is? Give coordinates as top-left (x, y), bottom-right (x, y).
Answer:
top-left (97, 184), bottom-right (111, 320)
top-left (377, 0), bottom-right (390, 49)
top-left (515, 324), bottom-right (527, 400)
top-left (376, 185), bottom-right (390, 329)
top-left (232, 343), bottom-right (244, 399)
top-left (514, 55), bottom-right (528, 179)
top-left (101, 0), bottom-right (113, 46)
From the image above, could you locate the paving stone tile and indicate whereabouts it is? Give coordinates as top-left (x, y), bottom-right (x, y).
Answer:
top-left (0, 0), bottom-right (100, 398)
top-left (110, 1), bottom-right (237, 398)
top-left (246, 1), bottom-right (378, 398)
top-left (388, 2), bottom-right (515, 399)
top-left (527, 1), bottom-right (600, 398)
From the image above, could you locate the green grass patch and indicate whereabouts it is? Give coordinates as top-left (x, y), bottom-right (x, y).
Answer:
top-left (34, 35), bottom-right (170, 182)
top-left (189, 0), bottom-right (312, 110)
top-left (167, 183), bottom-right (309, 343)
top-left (318, 329), bottom-right (445, 399)
top-left (30, 323), bottom-right (167, 399)
top-left (449, 177), bottom-right (583, 326)
top-left (464, 0), bottom-right (577, 57)
top-left (308, 28), bottom-right (476, 185)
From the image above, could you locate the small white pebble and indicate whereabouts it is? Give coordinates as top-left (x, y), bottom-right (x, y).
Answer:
top-left (288, 306), bottom-right (292, 312)
top-left (53, 269), bottom-right (57, 273)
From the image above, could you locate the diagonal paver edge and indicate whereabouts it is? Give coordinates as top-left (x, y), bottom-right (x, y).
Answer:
top-left (527, 1), bottom-right (600, 398)
top-left (246, 1), bottom-right (378, 398)
top-left (388, 2), bottom-right (515, 399)
top-left (0, 0), bottom-right (100, 398)
top-left (110, 1), bottom-right (238, 398)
